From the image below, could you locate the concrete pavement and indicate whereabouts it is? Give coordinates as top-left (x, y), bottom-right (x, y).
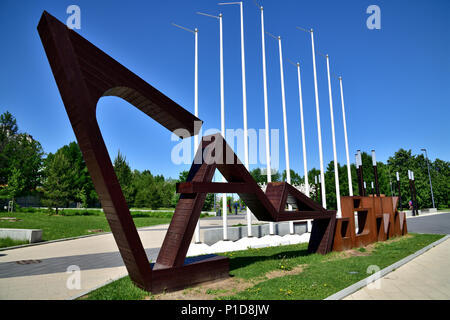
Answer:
top-left (344, 237), bottom-right (450, 300)
top-left (0, 215), bottom-right (255, 300)
top-left (1, 212), bottom-right (449, 300)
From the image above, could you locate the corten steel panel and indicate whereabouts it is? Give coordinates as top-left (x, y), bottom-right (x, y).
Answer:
top-left (336, 196), bottom-right (408, 251)
top-left (37, 11), bottom-right (221, 293)
top-left (332, 218), bottom-right (353, 252)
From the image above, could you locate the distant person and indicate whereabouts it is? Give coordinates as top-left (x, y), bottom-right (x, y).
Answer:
top-left (409, 200), bottom-right (413, 210)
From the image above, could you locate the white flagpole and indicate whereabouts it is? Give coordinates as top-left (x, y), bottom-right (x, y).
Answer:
top-left (339, 76), bottom-right (353, 196)
top-left (295, 62), bottom-right (312, 232)
top-left (219, 13), bottom-right (228, 240)
top-left (197, 11), bottom-right (228, 240)
top-left (193, 28), bottom-right (201, 242)
top-left (172, 23), bottom-right (202, 243)
top-left (219, 1), bottom-right (252, 237)
top-left (260, 6), bottom-right (274, 235)
top-left (275, 35), bottom-right (294, 234)
top-left (325, 54), bottom-right (341, 217)
top-left (310, 29), bottom-right (327, 208)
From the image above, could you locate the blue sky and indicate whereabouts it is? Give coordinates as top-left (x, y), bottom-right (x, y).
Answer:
top-left (1, 0), bottom-right (449, 179)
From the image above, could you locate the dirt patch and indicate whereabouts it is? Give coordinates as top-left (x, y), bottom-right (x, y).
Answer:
top-left (0, 217), bottom-right (21, 222)
top-left (88, 229), bottom-right (104, 233)
top-left (264, 264), bottom-right (305, 280)
top-left (151, 265), bottom-right (307, 300)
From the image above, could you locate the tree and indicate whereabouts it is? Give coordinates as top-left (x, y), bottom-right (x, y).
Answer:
top-left (0, 112), bottom-right (43, 192)
top-left (250, 168), bottom-right (281, 184)
top-left (113, 150), bottom-right (135, 206)
top-left (282, 169), bottom-right (303, 186)
top-left (44, 142), bottom-right (97, 207)
top-left (42, 152), bottom-right (73, 214)
top-left (5, 168), bottom-right (26, 210)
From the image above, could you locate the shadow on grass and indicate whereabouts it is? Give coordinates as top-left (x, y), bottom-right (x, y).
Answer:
top-left (230, 249), bottom-right (312, 272)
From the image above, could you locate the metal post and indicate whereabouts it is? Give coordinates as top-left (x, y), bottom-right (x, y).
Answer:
top-left (296, 62), bottom-right (312, 232)
top-left (197, 11), bottom-right (227, 239)
top-left (408, 170), bottom-right (415, 216)
top-left (371, 150), bottom-right (380, 196)
top-left (339, 77), bottom-right (353, 196)
top-left (421, 148), bottom-right (435, 209)
top-left (396, 171), bottom-right (402, 210)
top-left (260, 6), bottom-right (274, 235)
top-left (274, 35), bottom-right (294, 234)
top-left (172, 23), bottom-right (201, 243)
top-left (355, 154), bottom-right (362, 196)
top-left (325, 54), bottom-right (341, 217)
top-left (357, 150), bottom-right (365, 196)
top-left (219, 1), bottom-right (253, 237)
top-left (411, 171), bottom-right (419, 216)
top-left (311, 29), bottom-right (326, 208)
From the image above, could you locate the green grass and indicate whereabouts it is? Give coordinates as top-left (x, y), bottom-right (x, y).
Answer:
top-left (79, 233), bottom-right (444, 300)
top-left (0, 209), bottom-right (174, 243)
top-left (0, 237), bottom-right (29, 249)
top-left (80, 276), bottom-right (150, 300)
top-left (222, 233), bottom-right (444, 300)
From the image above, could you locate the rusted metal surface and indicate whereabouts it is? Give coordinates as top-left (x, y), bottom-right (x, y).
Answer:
top-left (40, 11), bottom-right (393, 294)
top-left (333, 195), bottom-right (408, 252)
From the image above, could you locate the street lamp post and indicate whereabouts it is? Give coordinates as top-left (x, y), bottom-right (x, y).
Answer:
top-left (421, 148), bottom-right (435, 209)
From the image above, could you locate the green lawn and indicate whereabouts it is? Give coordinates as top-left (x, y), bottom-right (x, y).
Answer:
top-left (79, 233), bottom-right (444, 300)
top-left (0, 237), bottom-right (29, 249)
top-left (0, 209), bottom-right (175, 243)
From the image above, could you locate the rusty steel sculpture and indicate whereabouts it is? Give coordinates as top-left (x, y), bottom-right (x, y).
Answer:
top-left (38, 11), bottom-right (406, 293)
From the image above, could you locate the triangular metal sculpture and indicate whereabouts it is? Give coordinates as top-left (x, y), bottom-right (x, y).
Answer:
top-left (38, 11), bottom-right (404, 294)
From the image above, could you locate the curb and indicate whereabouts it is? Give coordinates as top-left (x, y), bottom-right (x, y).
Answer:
top-left (324, 234), bottom-right (450, 300)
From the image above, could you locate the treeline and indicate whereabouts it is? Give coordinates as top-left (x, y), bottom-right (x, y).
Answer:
top-left (249, 149), bottom-right (449, 210)
top-left (1, 110), bottom-right (448, 212)
top-left (0, 111), bottom-right (194, 211)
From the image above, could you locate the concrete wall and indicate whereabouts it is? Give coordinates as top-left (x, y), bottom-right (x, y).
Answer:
top-left (0, 228), bottom-right (42, 243)
top-left (201, 221), bottom-right (307, 245)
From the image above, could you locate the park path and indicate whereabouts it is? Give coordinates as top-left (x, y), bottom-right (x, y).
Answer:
top-left (0, 215), bottom-right (247, 300)
top-left (1, 212), bottom-right (449, 300)
top-left (344, 237), bottom-right (450, 300)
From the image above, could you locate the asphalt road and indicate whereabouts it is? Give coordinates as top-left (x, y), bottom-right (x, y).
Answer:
top-left (407, 212), bottom-right (450, 235)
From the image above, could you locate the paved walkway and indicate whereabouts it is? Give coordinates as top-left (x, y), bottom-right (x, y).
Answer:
top-left (0, 215), bottom-right (250, 300)
top-left (345, 237), bottom-right (450, 300)
top-left (1, 212), bottom-right (449, 300)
